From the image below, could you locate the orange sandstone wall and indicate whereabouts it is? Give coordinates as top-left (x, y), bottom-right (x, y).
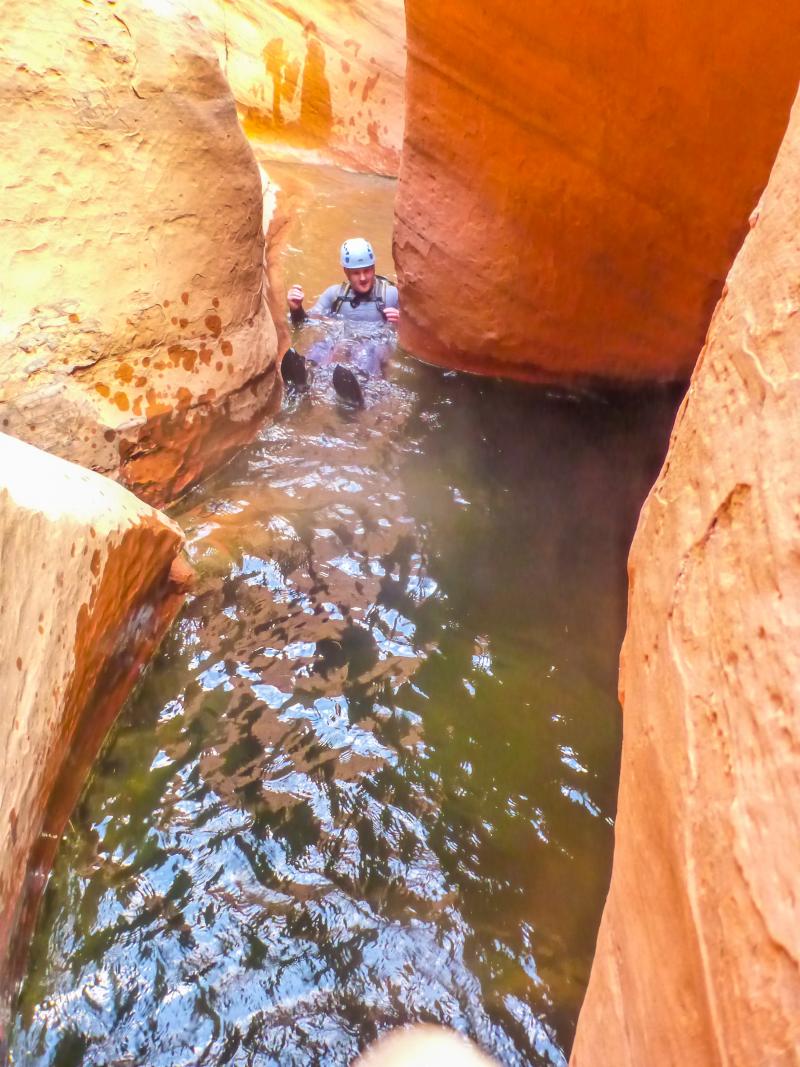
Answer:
top-left (0, 433), bottom-right (189, 1040)
top-left (0, 0), bottom-right (279, 508)
top-left (396, 4), bottom-right (800, 382)
top-left (192, 0), bottom-right (405, 175)
top-left (571, 90), bottom-right (800, 1066)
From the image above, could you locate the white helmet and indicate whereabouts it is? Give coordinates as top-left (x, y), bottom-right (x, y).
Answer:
top-left (340, 237), bottom-right (375, 270)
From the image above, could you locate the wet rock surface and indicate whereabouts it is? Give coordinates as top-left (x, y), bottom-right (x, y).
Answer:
top-left (572, 90), bottom-right (800, 1067)
top-left (0, 0), bottom-right (278, 507)
top-left (0, 433), bottom-right (188, 1043)
top-left (396, 2), bottom-right (800, 382)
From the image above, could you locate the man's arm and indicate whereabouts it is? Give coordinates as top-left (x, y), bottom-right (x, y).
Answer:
top-left (383, 283), bottom-right (400, 325)
top-left (288, 284), bottom-right (306, 325)
top-left (288, 283), bottom-right (339, 324)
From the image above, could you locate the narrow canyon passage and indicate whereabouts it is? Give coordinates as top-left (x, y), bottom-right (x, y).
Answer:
top-left (3, 3), bottom-right (799, 1063)
top-left (11, 166), bottom-right (680, 1066)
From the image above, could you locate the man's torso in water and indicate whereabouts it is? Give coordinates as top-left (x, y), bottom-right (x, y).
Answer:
top-left (309, 282), bottom-right (399, 323)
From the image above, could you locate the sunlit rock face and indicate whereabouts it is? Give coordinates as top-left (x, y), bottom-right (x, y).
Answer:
top-left (0, 433), bottom-right (189, 1035)
top-left (571, 90), bottom-right (800, 1066)
top-left (0, 0), bottom-right (279, 508)
top-left (396, 4), bottom-right (800, 382)
top-left (192, 0), bottom-right (405, 175)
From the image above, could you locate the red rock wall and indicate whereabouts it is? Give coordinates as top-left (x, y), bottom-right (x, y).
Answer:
top-left (0, 0), bottom-right (279, 508)
top-left (396, 4), bottom-right (800, 382)
top-left (0, 434), bottom-right (189, 1041)
top-left (193, 0), bottom-right (405, 176)
top-left (571, 90), bottom-right (800, 1066)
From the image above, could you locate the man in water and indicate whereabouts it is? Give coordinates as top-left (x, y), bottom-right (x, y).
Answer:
top-left (287, 237), bottom-right (400, 326)
top-left (282, 237), bottom-right (400, 404)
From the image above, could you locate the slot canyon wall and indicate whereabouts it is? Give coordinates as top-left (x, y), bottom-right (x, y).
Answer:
top-left (396, 3), bottom-right (800, 382)
top-left (191, 0), bottom-right (405, 175)
top-left (0, 433), bottom-right (189, 1038)
top-left (571, 89), bottom-right (800, 1067)
top-left (0, 0), bottom-right (279, 509)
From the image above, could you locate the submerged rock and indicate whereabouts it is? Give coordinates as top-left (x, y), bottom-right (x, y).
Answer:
top-left (396, 3), bottom-right (800, 382)
top-left (0, 433), bottom-right (189, 1040)
top-left (0, 0), bottom-right (279, 507)
top-left (572, 89), bottom-right (800, 1065)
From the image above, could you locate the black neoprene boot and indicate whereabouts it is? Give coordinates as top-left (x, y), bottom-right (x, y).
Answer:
top-left (281, 347), bottom-right (308, 388)
top-left (332, 364), bottom-right (365, 407)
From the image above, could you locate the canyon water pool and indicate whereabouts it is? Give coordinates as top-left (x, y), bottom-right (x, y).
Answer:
top-left (10, 163), bottom-right (681, 1066)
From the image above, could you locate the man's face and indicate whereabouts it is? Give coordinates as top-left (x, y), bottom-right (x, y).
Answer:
top-left (345, 265), bottom-right (375, 295)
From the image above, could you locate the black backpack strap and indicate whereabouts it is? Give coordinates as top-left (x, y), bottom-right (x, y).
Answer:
top-left (331, 281), bottom-right (351, 315)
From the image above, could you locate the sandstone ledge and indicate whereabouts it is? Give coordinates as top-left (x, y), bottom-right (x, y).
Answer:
top-left (0, 434), bottom-right (190, 1041)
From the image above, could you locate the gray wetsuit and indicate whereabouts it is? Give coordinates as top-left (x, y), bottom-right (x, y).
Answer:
top-left (308, 281), bottom-right (399, 323)
top-left (297, 280), bottom-right (399, 376)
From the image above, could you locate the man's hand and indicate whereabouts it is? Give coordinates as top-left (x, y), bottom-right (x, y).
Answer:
top-left (287, 284), bottom-right (305, 310)
top-left (383, 306), bottom-right (400, 325)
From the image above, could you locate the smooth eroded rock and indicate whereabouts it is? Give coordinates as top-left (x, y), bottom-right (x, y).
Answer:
top-left (0, 0), bottom-right (279, 507)
top-left (356, 1025), bottom-right (497, 1066)
top-left (192, 0), bottom-right (405, 175)
top-left (571, 90), bottom-right (800, 1066)
top-left (0, 433), bottom-right (189, 1039)
top-left (396, 3), bottom-right (800, 382)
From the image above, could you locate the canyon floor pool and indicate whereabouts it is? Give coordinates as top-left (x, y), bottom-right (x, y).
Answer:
top-left (11, 163), bottom-right (681, 1066)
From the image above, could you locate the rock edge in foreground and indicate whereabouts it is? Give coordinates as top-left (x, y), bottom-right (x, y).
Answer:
top-left (0, 433), bottom-right (191, 1043)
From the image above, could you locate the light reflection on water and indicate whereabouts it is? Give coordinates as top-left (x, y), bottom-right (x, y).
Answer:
top-left (11, 160), bottom-right (682, 1065)
top-left (12, 355), bottom-right (679, 1066)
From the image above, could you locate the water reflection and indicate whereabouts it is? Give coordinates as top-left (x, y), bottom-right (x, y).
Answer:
top-left (300, 319), bottom-right (396, 380)
top-left (12, 352), bottom-right (679, 1066)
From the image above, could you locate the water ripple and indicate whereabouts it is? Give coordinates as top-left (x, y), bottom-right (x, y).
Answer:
top-left (12, 355), bottom-right (680, 1066)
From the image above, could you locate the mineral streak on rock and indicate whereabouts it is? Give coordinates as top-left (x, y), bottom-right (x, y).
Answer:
top-left (191, 0), bottom-right (405, 176)
top-left (571, 90), bottom-right (800, 1066)
top-left (0, 433), bottom-right (190, 1042)
top-left (396, 3), bottom-right (800, 382)
top-left (0, 0), bottom-right (279, 507)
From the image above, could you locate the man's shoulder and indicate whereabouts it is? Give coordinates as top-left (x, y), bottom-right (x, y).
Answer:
top-left (312, 283), bottom-right (346, 312)
top-left (320, 282), bottom-right (345, 302)
top-left (378, 278), bottom-right (399, 306)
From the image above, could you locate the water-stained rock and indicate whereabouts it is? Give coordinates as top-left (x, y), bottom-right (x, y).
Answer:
top-left (571, 89), bottom-right (800, 1066)
top-left (0, 433), bottom-right (189, 1040)
top-left (0, 0), bottom-right (279, 507)
top-left (396, 3), bottom-right (800, 382)
top-left (192, 0), bottom-right (405, 176)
